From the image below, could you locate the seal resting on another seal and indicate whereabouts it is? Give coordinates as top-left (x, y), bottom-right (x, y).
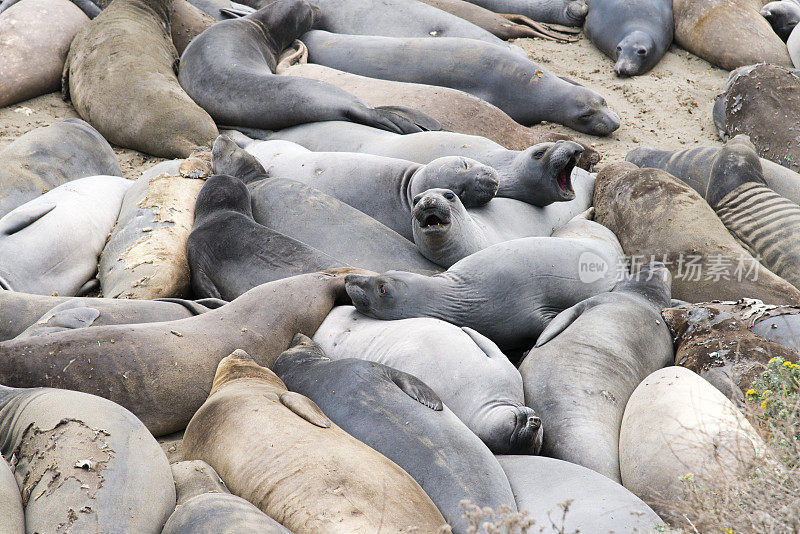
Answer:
top-left (301, 30), bottom-right (620, 135)
top-left (313, 305), bottom-right (541, 454)
top-left (519, 262), bottom-right (674, 482)
top-left (0, 119), bottom-right (120, 218)
top-left (275, 334), bottom-right (518, 533)
top-left (583, 0), bottom-right (673, 76)
top-left (593, 162), bottom-right (800, 305)
top-left (0, 384), bottom-right (175, 533)
top-left (0, 270), bottom-right (357, 436)
top-left (182, 349), bottom-right (448, 533)
top-left (179, 0), bottom-right (429, 135)
top-left (0, 176), bottom-right (131, 296)
top-left (345, 236), bottom-right (619, 349)
top-left (0, 0), bottom-right (87, 108)
top-left (672, 0), bottom-right (791, 70)
top-left (63, 0), bottom-right (218, 157)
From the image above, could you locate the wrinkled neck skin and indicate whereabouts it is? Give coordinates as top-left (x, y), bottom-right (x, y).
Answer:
top-left (414, 213), bottom-right (491, 268)
top-left (613, 272), bottom-right (672, 310)
top-left (137, 0), bottom-right (172, 21)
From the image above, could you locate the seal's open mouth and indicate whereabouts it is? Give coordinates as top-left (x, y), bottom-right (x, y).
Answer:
top-left (556, 155), bottom-right (578, 198)
top-left (415, 208), bottom-right (452, 233)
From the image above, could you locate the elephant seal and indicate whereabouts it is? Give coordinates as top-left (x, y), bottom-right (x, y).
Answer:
top-left (345, 236), bottom-right (620, 349)
top-left (213, 138), bottom-right (441, 273)
top-left (716, 64), bottom-right (800, 172)
top-left (672, 0), bottom-right (791, 70)
top-left (171, 0), bottom-right (216, 54)
top-left (188, 174), bottom-right (346, 299)
top-left (705, 135), bottom-right (800, 290)
top-left (0, 385), bottom-right (175, 532)
top-left (762, 0), bottom-right (800, 40)
top-left (0, 456), bottom-right (23, 534)
top-left (0, 176), bottom-right (131, 296)
top-left (410, 172), bottom-right (597, 267)
top-left (274, 335), bottom-right (518, 533)
top-left (0, 270), bottom-right (355, 436)
top-left (663, 303), bottom-right (799, 402)
top-left (241, 138), bottom-right (499, 240)
top-left (461, 0), bottom-right (588, 26)
top-left (497, 455), bottom-right (663, 533)
top-left (519, 262), bottom-right (673, 482)
top-left (583, 0), bottom-right (673, 76)
top-left (313, 306), bottom-right (541, 454)
top-left (0, 292), bottom-right (224, 342)
top-left (179, 0), bottom-right (428, 136)
top-left (276, 58), bottom-right (597, 164)
top-left (0, 0), bottom-right (87, 108)
top-left (63, 0), bottom-right (218, 158)
top-left (593, 162), bottom-right (800, 304)
top-left (182, 349), bottom-right (448, 532)
top-left (163, 461), bottom-right (290, 534)
top-left (301, 30), bottom-right (620, 135)
top-left (619, 367), bottom-right (767, 522)
top-left (0, 119), bottom-right (121, 218)
top-left (625, 144), bottom-right (800, 206)
top-left (98, 159), bottom-right (209, 300)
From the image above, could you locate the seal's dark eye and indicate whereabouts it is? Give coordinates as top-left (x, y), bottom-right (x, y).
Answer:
top-left (532, 150), bottom-right (546, 159)
top-left (379, 284), bottom-right (387, 295)
top-left (616, 46), bottom-right (622, 52)
top-left (412, 197), bottom-right (420, 206)
top-left (637, 48), bottom-right (646, 56)
top-left (444, 192), bottom-right (455, 201)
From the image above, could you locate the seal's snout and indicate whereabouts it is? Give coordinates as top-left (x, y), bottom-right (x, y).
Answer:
top-left (344, 274), bottom-right (372, 311)
top-left (510, 406), bottom-right (544, 454)
top-left (412, 191), bottom-right (453, 234)
top-left (549, 141), bottom-right (583, 199)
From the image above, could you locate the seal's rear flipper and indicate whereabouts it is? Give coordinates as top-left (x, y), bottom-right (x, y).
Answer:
top-left (713, 94), bottom-right (728, 141)
top-left (375, 106), bottom-right (442, 132)
top-left (387, 368), bottom-right (443, 411)
top-left (462, 327), bottom-right (508, 361)
top-left (155, 297), bottom-right (229, 314)
top-left (280, 391), bottom-right (331, 428)
top-left (16, 302), bottom-right (100, 339)
top-left (0, 202), bottom-right (57, 235)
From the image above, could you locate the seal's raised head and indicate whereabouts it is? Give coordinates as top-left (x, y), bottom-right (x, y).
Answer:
top-left (249, 0), bottom-right (319, 51)
top-left (345, 271), bottom-right (421, 319)
top-left (707, 134), bottom-right (766, 207)
top-left (211, 135), bottom-right (267, 184)
top-left (193, 174), bottom-right (252, 222)
top-left (614, 31), bottom-right (656, 77)
top-left (414, 157), bottom-right (499, 208)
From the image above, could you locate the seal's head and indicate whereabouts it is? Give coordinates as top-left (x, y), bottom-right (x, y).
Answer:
top-left (194, 174), bottom-right (252, 223)
top-left (411, 188), bottom-right (488, 267)
top-left (526, 141), bottom-right (584, 205)
top-left (345, 271), bottom-right (422, 319)
top-left (413, 157), bottom-right (499, 208)
top-left (211, 135), bottom-right (267, 184)
top-left (251, 0), bottom-right (319, 51)
top-left (563, 88), bottom-right (620, 136)
top-left (707, 134), bottom-right (766, 207)
top-left (614, 31), bottom-right (657, 77)
top-left (761, 1), bottom-right (800, 41)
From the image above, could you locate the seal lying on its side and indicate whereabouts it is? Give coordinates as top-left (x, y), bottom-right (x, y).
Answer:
top-left (0, 385), bottom-right (175, 533)
top-left (179, 0), bottom-right (429, 135)
top-left (519, 262), bottom-right (673, 482)
top-left (163, 461), bottom-right (290, 534)
top-left (0, 119), bottom-right (120, 218)
top-left (313, 306), bottom-right (541, 454)
top-left (275, 335), bottom-right (518, 533)
top-left (214, 137), bottom-right (441, 273)
top-left (188, 174), bottom-right (346, 300)
top-left (461, 0), bottom-right (588, 26)
top-left (0, 270), bottom-right (356, 436)
top-left (182, 349), bottom-right (448, 533)
top-left (0, 176), bottom-right (131, 296)
top-left (0, 0), bottom-right (87, 108)
top-left (345, 236), bottom-right (619, 349)
top-left (593, 162), bottom-right (800, 305)
top-left (583, 0), bottom-right (673, 76)
top-left (63, 0), bottom-right (218, 158)
top-left (762, 0), bottom-right (800, 40)
top-left (301, 30), bottom-right (620, 135)
top-left (0, 455), bottom-right (23, 534)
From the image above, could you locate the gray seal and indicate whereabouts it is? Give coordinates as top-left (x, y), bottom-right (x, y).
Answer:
top-left (761, 0), bottom-right (800, 40)
top-left (0, 385), bottom-right (175, 533)
top-left (213, 136), bottom-right (441, 273)
top-left (179, 0), bottom-right (430, 135)
top-left (519, 262), bottom-right (674, 482)
top-left (344, 235), bottom-right (620, 349)
top-left (259, 122), bottom-right (588, 205)
top-left (410, 170), bottom-right (596, 267)
top-left (583, 0), bottom-right (673, 76)
top-left (244, 138), bottom-right (499, 240)
top-left (0, 176), bottom-right (131, 296)
top-left (0, 455), bottom-right (23, 534)
top-left (0, 119), bottom-right (120, 218)
top-left (301, 30), bottom-right (620, 135)
top-left (188, 173), bottom-right (347, 300)
top-left (497, 455), bottom-right (663, 532)
top-left (313, 305), bottom-right (542, 454)
top-left (274, 334), bottom-right (519, 533)
top-left (460, 0), bottom-right (588, 26)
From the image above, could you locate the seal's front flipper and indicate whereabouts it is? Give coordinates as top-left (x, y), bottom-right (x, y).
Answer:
top-left (191, 268), bottom-right (223, 300)
top-left (17, 303), bottom-right (100, 339)
top-left (388, 368), bottom-right (443, 411)
top-left (462, 327), bottom-right (508, 361)
top-left (219, 7), bottom-right (250, 18)
top-left (375, 106), bottom-right (442, 132)
top-left (76, 278), bottom-right (100, 296)
top-left (534, 299), bottom-right (592, 347)
top-left (713, 94), bottom-right (728, 141)
top-left (0, 202), bottom-right (57, 235)
top-left (280, 391), bottom-right (331, 428)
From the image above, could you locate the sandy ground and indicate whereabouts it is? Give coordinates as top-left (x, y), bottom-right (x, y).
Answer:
top-left (0, 33), bottom-right (729, 178)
